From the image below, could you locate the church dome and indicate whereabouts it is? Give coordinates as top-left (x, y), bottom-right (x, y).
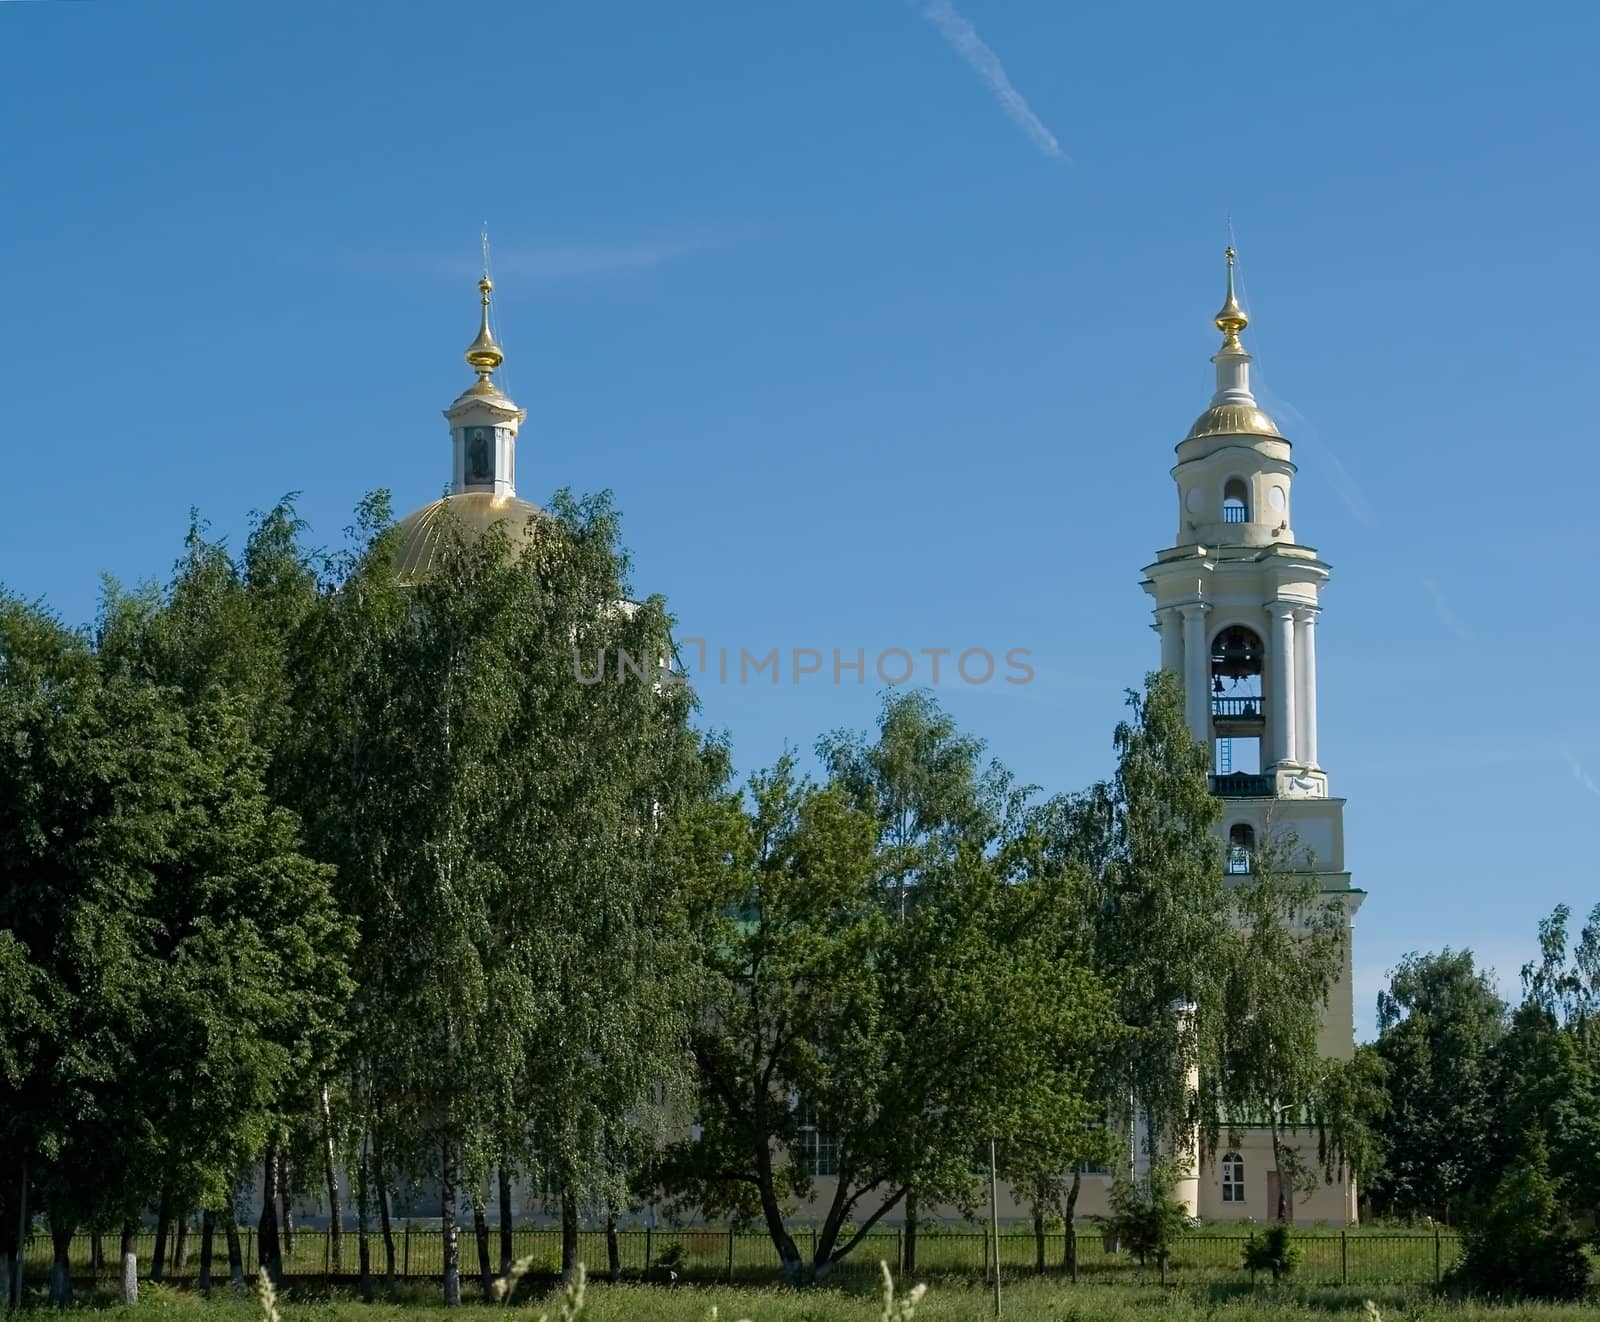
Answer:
top-left (392, 491), bottom-right (547, 583)
top-left (1183, 401), bottom-right (1284, 442)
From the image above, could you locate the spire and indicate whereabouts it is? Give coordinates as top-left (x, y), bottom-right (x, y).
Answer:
top-left (463, 275), bottom-right (505, 393)
top-left (1214, 246), bottom-right (1248, 352)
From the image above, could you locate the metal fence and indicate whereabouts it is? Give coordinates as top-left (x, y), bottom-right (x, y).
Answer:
top-left (20, 1226), bottom-right (1462, 1288)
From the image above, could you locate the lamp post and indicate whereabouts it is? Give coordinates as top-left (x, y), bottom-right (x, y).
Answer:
top-left (989, 1138), bottom-right (1002, 1318)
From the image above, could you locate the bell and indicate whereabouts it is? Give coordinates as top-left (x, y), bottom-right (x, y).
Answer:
top-left (1213, 676), bottom-right (1225, 694)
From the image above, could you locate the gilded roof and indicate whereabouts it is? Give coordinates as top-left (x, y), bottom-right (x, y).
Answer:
top-left (1184, 401), bottom-right (1284, 442)
top-left (392, 492), bottom-right (547, 582)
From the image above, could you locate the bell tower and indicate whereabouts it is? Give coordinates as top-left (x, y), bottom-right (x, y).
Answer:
top-left (1141, 254), bottom-right (1364, 1200)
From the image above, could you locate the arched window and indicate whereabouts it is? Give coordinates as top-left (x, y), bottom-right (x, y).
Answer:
top-left (1222, 478), bottom-right (1250, 524)
top-left (1221, 1152), bottom-right (1245, 1203)
top-left (1228, 823), bottom-right (1255, 874)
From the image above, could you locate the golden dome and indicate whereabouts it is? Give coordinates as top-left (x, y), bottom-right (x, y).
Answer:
top-left (1184, 402), bottom-right (1284, 442)
top-left (392, 492), bottom-right (546, 582)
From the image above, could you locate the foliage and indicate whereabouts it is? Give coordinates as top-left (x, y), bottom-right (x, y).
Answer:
top-left (1242, 1222), bottom-right (1301, 1281)
top-left (1040, 672), bottom-right (1225, 1186)
top-left (0, 585), bottom-right (349, 1298)
top-left (1214, 832), bottom-right (1348, 1220)
top-left (663, 693), bottom-right (1117, 1278)
top-left (1449, 1141), bottom-right (1591, 1301)
top-left (1365, 949), bottom-right (1506, 1219)
top-left (288, 489), bottom-right (709, 1296)
top-left (1096, 1163), bottom-right (1191, 1266)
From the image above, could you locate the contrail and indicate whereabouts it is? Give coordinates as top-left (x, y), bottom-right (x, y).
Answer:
top-left (917, 0), bottom-right (1065, 160)
top-left (1564, 748), bottom-right (1600, 800)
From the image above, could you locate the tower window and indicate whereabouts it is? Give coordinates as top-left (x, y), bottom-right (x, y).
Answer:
top-left (1222, 478), bottom-right (1249, 524)
top-left (1221, 1152), bottom-right (1245, 1203)
top-left (1228, 823), bottom-right (1255, 874)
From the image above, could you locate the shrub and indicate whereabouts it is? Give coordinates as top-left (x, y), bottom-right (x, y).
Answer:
top-left (1242, 1222), bottom-right (1301, 1281)
top-left (1095, 1168), bottom-right (1190, 1267)
top-left (1449, 1146), bottom-right (1591, 1301)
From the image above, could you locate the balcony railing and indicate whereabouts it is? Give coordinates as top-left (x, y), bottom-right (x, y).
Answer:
top-left (1222, 504), bottom-right (1248, 523)
top-left (1210, 772), bottom-right (1274, 797)
top-left (1212, 695), bottom-right (1263, 719)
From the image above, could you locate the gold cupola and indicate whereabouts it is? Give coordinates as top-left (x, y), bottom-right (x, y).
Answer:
top-left (463, 275), bottom-right (507, 396)
top-left (1183, 246), bottom-right (1283, 443)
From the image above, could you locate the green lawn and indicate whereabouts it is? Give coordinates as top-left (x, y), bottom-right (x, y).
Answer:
top-left (23, 1227), bottom-right (1461, 1289)
top-left (22, 1276), bottom-right (1599, 1322)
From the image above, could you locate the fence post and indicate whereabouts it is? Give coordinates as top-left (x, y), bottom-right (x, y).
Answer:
top-left (404, 1225), bottom-right (410, 1277)
top-left (644, 1225), bottom-right (652, 1273)
top-left (983, 1225), bottom-right (990, 1277)
top-left (1434, 1227), bottom-right (1441, 1286)
top-left (726, 1225), bottom-right (735, 1284)
top-left (1340, 1230), bottom-right (1347, 1285)
top-left (324, 1228), bottom-right (331, 1282)
top-left (896, 1227), bottom-right (903, 1275)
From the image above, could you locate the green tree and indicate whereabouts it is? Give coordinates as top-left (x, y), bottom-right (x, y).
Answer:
top-left (0, 591), bottom-right (349, 1305)
top-left (292, 490), bottom-right (703, 1302)
top-left (1367, 949), bottom-right (1506, 1220)
top-left (98, 499), bottom-right (348, 1280)
top-left (1214, 835), bottom-right (1347, 1221)
top-left (1035, 673), bottom-right (1225, 1209)
top-left (1451, 1138), bottom-right (1592, 1301)
top-left (817, 689), bottom-right (1029, 1267)
top-left (667, 697), bottom-right (1116, 1280)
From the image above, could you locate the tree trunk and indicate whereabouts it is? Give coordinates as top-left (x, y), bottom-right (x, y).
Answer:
top-left (472, 1194), bottom-right (492, 1300)
top-left (1061, 1170), bottom-right (1082, 1272)
top-left (320, 1085), bottom-right (344, 1272)
top-left (225, 1214), bottom-right (244, 1290)
top-left (559, 1189), bottom-right (579, 1280)
top-left (374, 1152), bottom-right (395, 1288)
top-left (1270, 1120), bottom-right (1290, 1222)
top-left (259, 1145), bottom-right (284, 1284)
top-left (120, 1220), bottom-right (139, 1305)
top-left (497, 1164), bottom-right (513, 1276)
top-left (198, 1209), bottom-right (215, 1296)
top-left (903, 1187), bottom-right (917, 1274)
top-left (440, 1137), bottom-right (461, 1306)
top-left (173, 1210), bottom-right (191, 1275)
top-left (279, 1152), bottom-right (295, 1260)
top-left (92, 1230), bottom-right (105, 1275)
top-left (49, 1219), bottom-right (75, 1305)
top-left (151, 1189), bottom-right (171, 1283)
top-left (751, 1136), bottom-right (803, 1281)
top-left (356, 1127), bottom-right (373, 1304)
top-left (605, 1208), bottom-right (620, 1283)
top-left (12, 1152), bottom-right (28, 1310)
top-left (1033, 1204), bottom-right (1046, 1275)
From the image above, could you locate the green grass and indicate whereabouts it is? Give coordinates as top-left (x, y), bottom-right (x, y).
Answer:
top-left (23, 1228), bottom-right (1460, 1289)
top-left (18, 1276), bottom-right (1600, 1322)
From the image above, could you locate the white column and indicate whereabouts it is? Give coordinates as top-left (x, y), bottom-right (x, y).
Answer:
top-left (1269, 601), bottom-right (1298, 768)
top-left (1295, 607), bottom-right (1319, 769)
top-left (1181, 604), bottom-right (1210, 745)
top-left (1157, 608), bottom-right (1183, 676)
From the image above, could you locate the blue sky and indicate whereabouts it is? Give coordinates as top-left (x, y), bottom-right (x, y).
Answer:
top-left (5, 1), bottom-right (1598, 1035)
